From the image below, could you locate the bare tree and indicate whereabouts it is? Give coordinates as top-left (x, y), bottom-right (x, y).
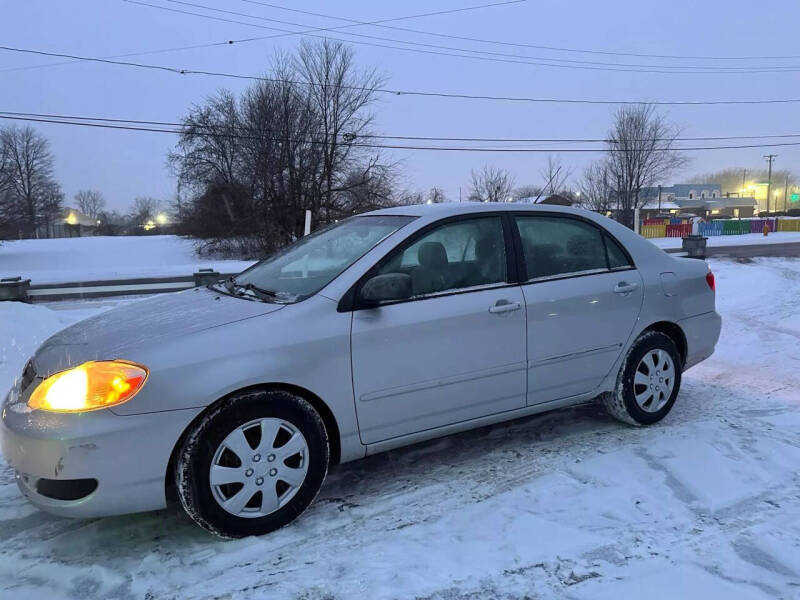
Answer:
top-left (0, 125), bottom-right (62, 237)
top-left (296, 39), bottom-right (385, 221)
top-left (37, 182), bottom-right (64, 238)
top-left (74, 189), bottom-right (105, 219)
top-left (129, 196), bottom-right (160, 225)
top-left (0, 135), bottom-right (11, 195)
top-left (539, 155), bottom-right (574, 198)
top-left (511, 184), bottom-right (543, 203)
top-left (578, 161), bottom-right (615, 213)
top-left (337, 163), bottom-right (398, 212)
top-left (168, 90), bottom-right (243, 226)
top-left (468, 165), bottom-right (515, 203)
top-left (171, 41), bottom-right (397, 254)
top-left (426, 186), bottom-right (447, 204)
top-left (605, 104), bottom-right (689, 228)
top-left (0, 139), bottom-right (13, 239)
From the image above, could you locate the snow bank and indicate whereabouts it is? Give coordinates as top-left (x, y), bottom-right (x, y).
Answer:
top-left (0, 235), bottom-right (255, 284)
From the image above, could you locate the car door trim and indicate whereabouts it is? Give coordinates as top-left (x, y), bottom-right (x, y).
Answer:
top-left (359, 360), bottom-right (528, 403)
top-left (527, 343), bottom-right (622, 368)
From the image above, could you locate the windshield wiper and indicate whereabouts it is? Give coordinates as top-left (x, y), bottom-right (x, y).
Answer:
top-left (209, 277), bottom-right (283, 303)
top-left (207, 277), bottom-right (235, 296)
top-left (240, 282), bottom-right (279, 302)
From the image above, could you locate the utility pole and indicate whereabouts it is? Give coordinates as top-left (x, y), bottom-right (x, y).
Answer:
top-left (784, 176), bottom-right (789, 212)
top-left (764, 154), bottom-right (777, 215)
top-left (657, 184), bottom-right (662, 212)
top-left (742, 169), bottom-right (747, 196)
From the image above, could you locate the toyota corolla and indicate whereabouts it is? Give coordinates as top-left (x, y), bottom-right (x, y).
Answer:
top-left (1, 203), bottom-right (721, 537)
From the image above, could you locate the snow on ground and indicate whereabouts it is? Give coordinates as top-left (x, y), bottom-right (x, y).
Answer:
top-left (1, 258), bottom-right (800, 598)
top-left (650, 230), bottom-right (800, 249)
top-left (0, 235), bottom-right (255, 284)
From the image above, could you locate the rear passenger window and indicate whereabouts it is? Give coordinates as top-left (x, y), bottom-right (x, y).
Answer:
top-left (514, 216), bottom-right (607, 280)
top-left (605, 234), bottom-right (633, 270)
top-left (378, 217), bottom-right (506, 297)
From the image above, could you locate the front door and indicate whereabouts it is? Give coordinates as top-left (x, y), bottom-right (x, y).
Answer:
top-left (513, 214), bottom-right (644, 405)
top-left (350, 215), bottom-right (527, 444)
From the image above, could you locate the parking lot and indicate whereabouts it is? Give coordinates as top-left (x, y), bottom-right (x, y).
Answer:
top-left (0, 256), bottom-right (798, 599)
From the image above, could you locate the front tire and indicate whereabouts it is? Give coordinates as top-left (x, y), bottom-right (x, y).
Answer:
top-left (175, 389), bottom-right (329, 538)
top-left (603, 331), bottom-right (682, 426)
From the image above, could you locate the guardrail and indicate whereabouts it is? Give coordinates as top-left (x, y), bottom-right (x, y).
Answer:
top-left (0, 269), bottom-right (235, 303)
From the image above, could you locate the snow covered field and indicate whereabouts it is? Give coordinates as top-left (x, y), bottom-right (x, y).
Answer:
top-left (650, 230), bottom-right (800, 249)
top-left (1, 258), bottom-right (799, 598)
top-left (0, 235), bottom-right (255, 283)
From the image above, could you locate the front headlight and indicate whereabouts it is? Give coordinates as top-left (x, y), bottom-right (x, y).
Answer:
top-left (28, 361), bottom-right (149, 413)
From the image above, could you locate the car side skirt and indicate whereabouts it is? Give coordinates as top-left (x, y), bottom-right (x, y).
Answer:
top-left (361, 391), bottom-right (601, 458)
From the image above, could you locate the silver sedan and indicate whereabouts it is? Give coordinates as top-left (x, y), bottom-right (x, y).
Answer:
top-left (1, 203), bottom-right (721, 537)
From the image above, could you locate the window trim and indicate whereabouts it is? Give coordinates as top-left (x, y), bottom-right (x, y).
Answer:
top-left (601, 230), bottom-right (635, 272)
top-left (509, 212), bottom-right (636, 285)
top-left (339, 212), bottom-right (519, 312)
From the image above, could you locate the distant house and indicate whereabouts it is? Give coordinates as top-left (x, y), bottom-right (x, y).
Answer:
top-left (639, 184), bottom-right (757, 218)
top-left (637, 198), bottom-right (682, 220)
top-left (37, 207), bottom-right (99, 238)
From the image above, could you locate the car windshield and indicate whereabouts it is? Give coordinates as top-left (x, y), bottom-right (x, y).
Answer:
top-left (229, 215), bottom-right (415, 302)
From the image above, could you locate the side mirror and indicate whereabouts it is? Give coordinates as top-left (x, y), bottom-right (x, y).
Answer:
top-left (360, 273), bottom-right (412, 305)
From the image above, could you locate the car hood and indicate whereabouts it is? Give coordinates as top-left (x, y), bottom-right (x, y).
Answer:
top-left (32, 287), bottom-right (285, 377)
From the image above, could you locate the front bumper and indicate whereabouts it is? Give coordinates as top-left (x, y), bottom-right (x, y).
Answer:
top-left (679, 310), bottom-right (722, 371)
top-left (1, 401), bottom-right (202, 518)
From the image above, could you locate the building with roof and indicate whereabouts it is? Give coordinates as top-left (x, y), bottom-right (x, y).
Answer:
top-left (639, 184), bottom-right (757, 218)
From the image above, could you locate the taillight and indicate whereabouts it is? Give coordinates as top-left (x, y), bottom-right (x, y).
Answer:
top-left (706, 271), bottom-right (716, 292)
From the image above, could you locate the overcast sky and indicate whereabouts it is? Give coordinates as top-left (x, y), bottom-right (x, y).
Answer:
top-left (3, 0), bottom-right (800, 211)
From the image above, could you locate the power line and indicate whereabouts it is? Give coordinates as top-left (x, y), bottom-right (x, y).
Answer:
top-left (122, 0), bottom-right (800, 74)
top-left (237, 0), bottom-right (800, 62)
top-left (5, 113), bottom-right (800, 152)
top-left (0, 0), bottom-right (525, 73)
top-left (150, 0), bottom-right (799, 72)
top-left (6, 110), bottom-right (800, 144)
top-left (4, 45), bottom-right (800, 106)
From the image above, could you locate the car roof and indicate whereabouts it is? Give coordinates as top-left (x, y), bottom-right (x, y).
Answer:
top-left (366, 202), bottom-right (589, 219)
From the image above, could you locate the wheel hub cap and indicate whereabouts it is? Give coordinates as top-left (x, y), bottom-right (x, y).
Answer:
top-left (209, 418), bottom-right (310, 518)
top-left (633, 349), bottom-right (675, 413)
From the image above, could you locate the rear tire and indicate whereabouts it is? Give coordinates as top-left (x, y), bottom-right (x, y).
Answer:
top-left (603, 331), bottom-right (682, 426)
top-left (175, 388), bottom-right (329, 538)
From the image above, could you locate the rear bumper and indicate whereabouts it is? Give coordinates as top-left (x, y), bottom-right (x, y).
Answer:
top-left (679, 310), bottom-right (722, 371)
top-left (1, 401), bottom-right (201, 518)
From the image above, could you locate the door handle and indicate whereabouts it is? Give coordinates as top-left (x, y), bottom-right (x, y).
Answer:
top-left (613, 281), bottom-right (639, 295)
top-left (489, 300), bottom-right (521, 314)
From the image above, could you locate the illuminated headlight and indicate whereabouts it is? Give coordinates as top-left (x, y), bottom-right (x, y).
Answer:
top-left (28, 361), bottom-right (148, 413)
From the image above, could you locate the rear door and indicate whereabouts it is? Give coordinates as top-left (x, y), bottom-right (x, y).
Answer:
top-left (350, 215), bottom-right (528, 444)
top-left (513, 214), bottom-right (643, 405)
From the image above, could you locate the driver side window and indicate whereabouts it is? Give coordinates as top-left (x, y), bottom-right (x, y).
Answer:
top-left (378, 217), bottom-right (507, 297)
